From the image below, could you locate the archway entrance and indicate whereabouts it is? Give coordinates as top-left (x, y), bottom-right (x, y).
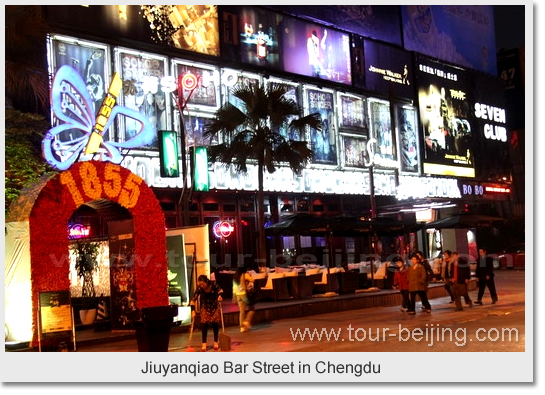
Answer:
top-left (28, 161), bottom-right (168, 347)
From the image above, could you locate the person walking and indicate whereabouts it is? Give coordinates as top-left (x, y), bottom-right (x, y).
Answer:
top-left (475, 247), bottom-right (498, 305)
top-left (392, 256), bottom-right (410, 313)
top-left (416, 251), bottom-right (434, 310)
top-left (190, 274), bottom-right (223, 351)
top-left (442, 250), bottom-right (455, 303)
top-left (232, 266), bottom-right (256, 332)
top-left (407, 253), bottom-right (432, 315)
top-left (449, 252), bottom-right (473, 311)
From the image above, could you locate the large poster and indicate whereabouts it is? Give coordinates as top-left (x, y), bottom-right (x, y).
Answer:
top-left (269, 80), bottom-right (302, 141)
top-left (342, 135), bottom-right (367, 168)
top-left (173, 61), bottom-right (219, 110)
top-left (401, 5), bottom-right (496, 75)
top-left (369, 99), bottom-right (395, 167)
top-left (183, 114), bottom-right (216, 147)
top-left (108, 220), bottom-right (136, 331)
top-left (307, 89), bottom-right (337, 165)
top-left (49, 36), bottom-right (110, 141)
top-left (416, 55), bottom-right (475, 177)
top-left (117, 50), bottom-right (168, 149)
top-left (396, 105), bottom-right (419, 173)
top-left (338, 93), bottom-right (367, 135)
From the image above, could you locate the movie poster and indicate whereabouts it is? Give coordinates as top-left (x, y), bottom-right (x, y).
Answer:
top-left (307, 89), bottom-right (337, 165)
top-left (117, 50), bottom-right (168, 149)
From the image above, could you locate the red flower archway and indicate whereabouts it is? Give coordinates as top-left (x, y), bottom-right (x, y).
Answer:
top-left (29, 161), bottom-right (168, 346)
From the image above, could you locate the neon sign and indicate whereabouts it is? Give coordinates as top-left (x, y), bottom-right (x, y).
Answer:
top-left (68, 223), bottom-right (91, 239)
top-left (213, 221), bottom-right (234, 238)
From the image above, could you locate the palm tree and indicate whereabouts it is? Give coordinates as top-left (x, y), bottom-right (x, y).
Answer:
top-left (203, 82), bottom-right (323, 268)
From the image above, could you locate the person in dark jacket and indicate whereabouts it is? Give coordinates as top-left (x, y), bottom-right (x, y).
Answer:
top-left (442, 250), bottom-right (455, 303)
top-left (449, 252), bottom-right (473, 311)
top-left (475, 247), bottom-right (498, 305)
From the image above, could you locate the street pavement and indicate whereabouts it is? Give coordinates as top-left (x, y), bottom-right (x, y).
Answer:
top-left (74, 270), bottom-right (526, 352)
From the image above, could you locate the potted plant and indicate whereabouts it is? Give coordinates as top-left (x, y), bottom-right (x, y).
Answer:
top-left (71, 240), bottom-right (100, 325)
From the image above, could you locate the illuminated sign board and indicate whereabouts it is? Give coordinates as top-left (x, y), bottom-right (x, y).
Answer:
top-left (119, 153), bottom-right (462, 201)
top-left (469, 70), bottom-right (511, 180)
top-left (193, 146), bottom-right (209, 192)
top-left (158, 130), bottom-right (180, 178)
top-left (459, 181), bottom-right (511, 201)
top-left (416, 55), bottom-right (475, 178)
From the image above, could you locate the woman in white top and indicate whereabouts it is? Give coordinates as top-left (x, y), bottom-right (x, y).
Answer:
top-left (232, 266), bottom-right (255, 332)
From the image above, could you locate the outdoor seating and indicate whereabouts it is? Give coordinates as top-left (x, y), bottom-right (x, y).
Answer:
top-left (257, 272), bottom-right (291, 302)
top-left (338, 271), bottom-right (359, 293)
top-left (287, 274), bottom-right (315, 299)
top-left (312, 268), bottom-right (340, 294)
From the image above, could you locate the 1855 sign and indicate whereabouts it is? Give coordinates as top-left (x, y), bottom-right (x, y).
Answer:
top-left (60, 161), bottom-right (143, 209)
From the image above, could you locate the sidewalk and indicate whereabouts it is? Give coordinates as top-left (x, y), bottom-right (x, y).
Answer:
top-left (74, 281), bottom-right (463, 351)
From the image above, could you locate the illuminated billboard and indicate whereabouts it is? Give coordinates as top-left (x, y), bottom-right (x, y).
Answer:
top-left (236, 6), bottom-right (283, 70)
top-left (280, 16), bottom-right (351, 85)
top-left (416, 55), bottom-right (475, 178)
top-left (363, 39), bottom-right (414, 100)
top-left (401, 5), bottom-right (496, 75)
top-left (159, 130), bottom-right (180, 178)
top-left (168, 5), bottom-right (219, 56)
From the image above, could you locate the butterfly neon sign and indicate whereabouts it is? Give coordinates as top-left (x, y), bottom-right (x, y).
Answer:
top-left (42, 65), bottom-right (155, 170)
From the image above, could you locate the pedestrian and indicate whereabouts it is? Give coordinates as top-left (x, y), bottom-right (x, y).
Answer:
top-left (449, 252), bottom-right (473, 311)
top-left (392, 256), bottom-right (410, 312)
top-left (475, 247), bottom-right (498, 305)
top-left (407, 253), bottom-right (432, 314)
top-left (232, 265), bottom-right (256, 332)
top-left (190, 274), bottom-right (223, 351)
top-left (416, 250), bottom-right (434, 310)
top-left (442, 250), bottom-right (455, 303)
